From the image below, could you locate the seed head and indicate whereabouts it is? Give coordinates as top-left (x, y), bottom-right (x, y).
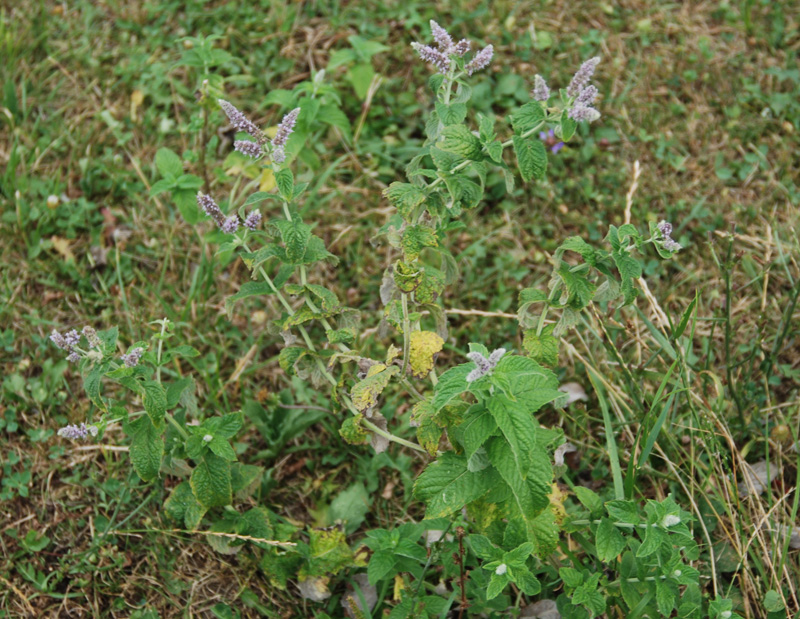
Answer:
top-left (465, 44), bottom-right (493, 76)
top-left (567, 56), bottom-right (601, 97)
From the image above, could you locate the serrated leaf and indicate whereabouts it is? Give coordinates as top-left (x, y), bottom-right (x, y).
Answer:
top-left (155, 147), bottom-right (183, 179)
top-left (401, 225), bottom-right (438, 262)
top-left (434, 101), bottom-right (467, 126)
top-left (439, 125), bottom-right (482, 160)
top-left (408, 331), bottom-right (444, 379)
top-left (595, 517), bottom-right (626, 561)
top-left (191, 452), bottom-right (232, 508)
top-left (487, 395), bottom-right (537, 466)
top-left (82, 363), bottom-right (107, 411)
top-left (486, 572), bottom-right (510, 599)
top-left (340, 414), bottom-right (369, 445)
top-left (414, 452), bottom-right (496, 518)
top-left (429, 146), bottom-right (463, 171)
top-left (275, 219), bottom-right (312, 264)
top-left (512, 135), bottom-right (547, 182)
top-left (522, 325), bottom-right (559, 366)
top-left (208, 435), bottom-right (237, 461)
top-left (142, 381), bottom-right (167, 424)
top-left (275, 168), bottom-right (294, 200)
top-left (128, 415), bottom-right (163, 482)
top-left (511, 102), bottom-right (545, 133)
top-left (432, 364), bottom-right (472, 411)
top-left (416, 414), bottom-right (443, 456)
top-left (384, 182), bottom-right (426, 220)
top-left (486, 141), bottom-right (504, 163)
top-left (456, 406), bottom-right (497, 458)
top-left (243, 191), bottom-right (276, 206)
top-left (351, 365), bottom-right (399, 412)
top-left (280, 306), bottom-right (340, 330)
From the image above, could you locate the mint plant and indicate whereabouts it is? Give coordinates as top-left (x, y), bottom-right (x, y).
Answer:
top-left (47, 20), bottom-right (744, 618)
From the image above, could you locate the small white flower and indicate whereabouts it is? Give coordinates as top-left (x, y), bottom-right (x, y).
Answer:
top-left (495, 563), bottom-right (507, 575)
top-left (88, 425), bottom-right (99, 437)
top-left (661, 514), bottom-right (681, 528)
top-left (673, 569), bottom-right (682, 578)
top-left (720, 612), bottom-right (731, 619)
top-left (203, 434), bottom-right (213, 443)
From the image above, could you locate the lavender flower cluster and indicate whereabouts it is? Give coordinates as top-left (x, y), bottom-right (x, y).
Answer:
top-left (50, 326), bottom-right (101, 363)
top-left (412, 20), bottom-right (493, 77)
top-left (58, 422), bottom-right (99, 441)
top-left (657, 220), bottom-right (682, 252)
top-left (466, 348), bottom-right (507, 383)
top-left (219, 99), bottom-right (301, 166)
top-left (121, 347), bottom-right (144, 368)
top-left (199, 102), bottom-right (301, 234)
top-left (531, 57), bottom-right (602, 123)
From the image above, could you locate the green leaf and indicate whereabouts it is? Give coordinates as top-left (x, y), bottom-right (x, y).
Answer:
top-left (414, 452), bottom-right (495, 518)
top-left (438, 125), bottom-right (483, 160)
top-left (208, 435), bottom-right (237, 461)
top-left (656, 581), bottom-right (676, 616)
top-left (468, 534), bottom-right (503, 561)
top-left (595, 517), bottom-right (626, 561)
top-left (275, 219), bottom-right (312, 264)
top-left (330, 482), bottom-right (371, 534)
top-left (456, 406), bottom-right (497, 458)
top-left (522, 325), bottom-right (559, 366)
top-left (556, 265), bottom-right (596, 309)
top-left (510, 102), bottom-right (545, 134)
top-left (487, 395), bottom-right (537, 466)
top-left (512, 135), bottom-right (547, 182)
top-left (164, 481), bottom-right (207, 529)
top-left (213, 412), bottom-right (243, 438)
top-left (434, 101), bottom-right (467, 126)
top-left (280, 306), bottom-right (340, 330)
top-left (383, 182), bottom-right (426, 221)
top-left (416, 414), bottom-right (443, 456)
top-left (574, 487), bottom-right (604, 514)
top-left (243, 191), bottom-right (277, 206)
top-left (318, 103), bottom-right (352, 143)
top-left (432, 364), bottom-right (472, 411)
top-left (191, 452), bottom-right (232, 508)
top-left (155, 147), bottom-right (183, 179)
top-left (368, 549), bottom-right (398, 585)
top-left (127, 415), bottom-right (163, 482)
top-left (176, 189), bottom-right (201, 224)
top-left (339, 414), bottom-right (368, 445)
top-left (225, 282), bottom-right (274, 319)
top-left (82, 363), bottom-right (107, 411)
top-left (560, 114), bottom-right (577, 141)
top-left (142, 381), bottom-right (167, 424)
top-left (486, 438), bottom-right (549, 524)
top-left (149, 178), bottom-right (174, 196)
top-left (275, 168), bottom-right (294, 200)
top-left (486, 141), bottom-right (504, 163)
top-left (486, 572), bottom-right (510, 599)
top-left (513, 568), bottom-right (541, 595)
top-left (429, 146), bottom-right (463, 171)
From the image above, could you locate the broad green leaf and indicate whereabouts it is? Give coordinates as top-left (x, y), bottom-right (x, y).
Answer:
top-left (414, 452), bottom-right (496, 518)
top-left (128, 415), bottom-right (163, 482)
top-left (468, 534), bottom-right (502, 561)
top-left (416, 414), bottom-right (443, 456)
top-left (164, 481), bottom-right (206, 529)
top-left (155, 147), bottom-right (183, 179)
top-left (560, 114), bottom-right (577, 141)
top-left (487, 395), bottom-right (537, 466)
top-left (456, 405), bottom-right (497, 458)
top-left (510, 102), bottom-right (545, 133)
top-left (556, 265), bottom-right (596, 309)
top-left (82, 363), bottom-right (107, 411)
top-left (383, 182), bottom-right (426, 220)
top-left (142, 381), bottom-right (167, 424)
top-left (429, 146), bottom-right (463, 171)
top-left (522, 325), bottom-right (560, 366)
top-left (434, 101), bottom-right (467, 126)
top-left (191, 452), bottom-right (232, 508)
top-left (432, 364), bottom-right (472, 411)
top-left (275, 168), bottom-right (294, 200)
top-left (280, 306), bottom-right (340, 330)
top-left (438, 125), bottom-right (482, 160)
top-left (512, 135), bottom-right (547, 182)
top-left (208, 435), bottom-right (237, 461)
top-left (368, 549), bottom-right (398, 584)
top-left (574, 486), bottom-right (603, 515)
top-left (492, 355), bottom-right (563, 413)
top-left (486, 572), bottom-right (510, 599)
top-left (318, 103), bottom-right (352, 143)
top-left (275, 219), bottom-right (312, 264)
top-left (486, 438), bottom-right (549, 518)
top-left (595, 517), bottom-right (626, 561)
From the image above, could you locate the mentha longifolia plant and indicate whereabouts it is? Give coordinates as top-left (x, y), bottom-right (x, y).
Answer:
top-left (48, 20), bottom-right (735, 619)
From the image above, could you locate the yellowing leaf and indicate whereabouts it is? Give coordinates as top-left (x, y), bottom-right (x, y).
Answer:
top-left (385, 344), bottom-right (402, 365)
top-left (260, 168), bottom-right (276, 192)
top-left (51, 236), bottom-right (75, 262)
top-left (130, 89), bottom-right (144, 121)
top-left (351, 365), bottom-right (399, 412)
top-left (408, 331), bottom-right (444, 379)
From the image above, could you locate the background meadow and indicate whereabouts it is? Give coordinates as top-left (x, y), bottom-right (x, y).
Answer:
top-left (1, 0), bottom-right (799, 617)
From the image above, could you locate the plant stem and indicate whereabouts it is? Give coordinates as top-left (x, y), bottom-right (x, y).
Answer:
top-left (401, 293), bottom-right (411, 375)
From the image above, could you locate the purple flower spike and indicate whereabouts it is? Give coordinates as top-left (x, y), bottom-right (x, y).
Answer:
top-left (235, 140), bottom-right (262, 158)
top-left (465, 347), bottom-right (506, 382)
top-left (465, 44), bottom-right (493, 76)
top-left (221, 216), bottom-right (240, 235)
top-left (657, 220), bottom-right (682, 252)
top-left (272, 108), bottom-right (300, 149)
top-left (532, 75), bottom-right (550, 101)
top-left (218, 99), bottom-right (263, 142)
top-left (58, 422), bottom-right (98, 441)
top-left (197, 192), bottom-right (225, 227)
top-left (575, 85), bottom-right (598, 106)
top-left (567, 57), bottom-right (601, 97)
top-left (121, 347), bottom-right (144, 368)
top-left (568, 104), bottom-right (600, 123)
top-left (82, 326), bottom-right (101, 348)
top-left (411, 42), bottom-right (451, 74)
top-left (430, 20), bottom-right (454, 52)
top-left (64, 330), bottom-right (81, 348)
top-left (454, 39), bottom-right (471, 57)
top-left (67, 352), bottom-right (80, 363)
top-left (50, 329), bottom-right (68, 350)
top-left (244, 210), bottom-right (262, 231)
